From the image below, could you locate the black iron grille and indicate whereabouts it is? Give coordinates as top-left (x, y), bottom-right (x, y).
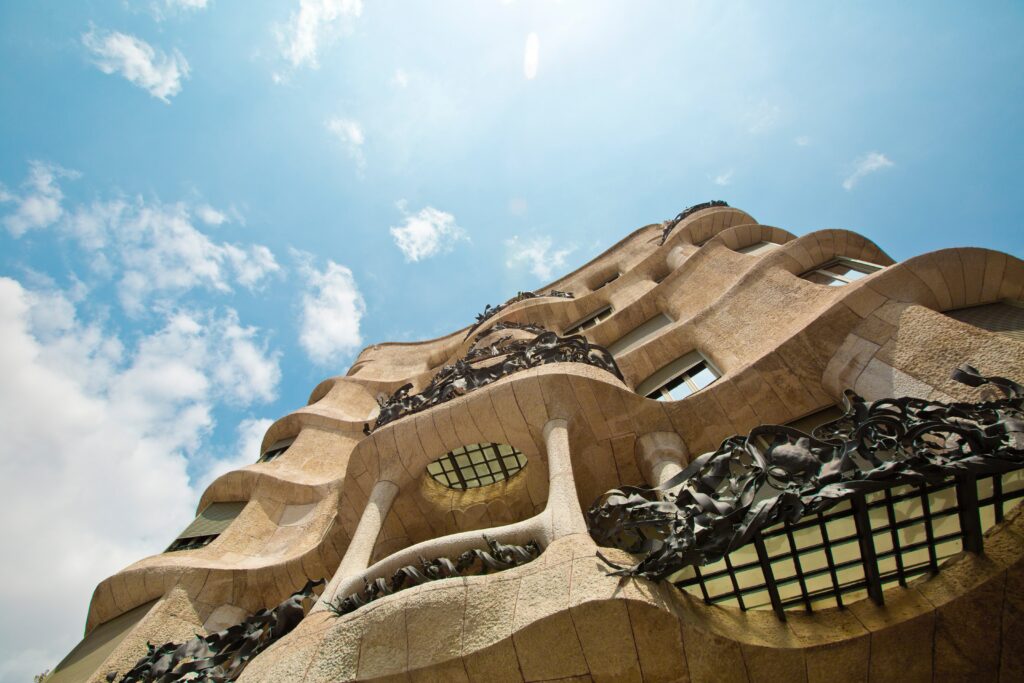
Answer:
top-left (673, 470), bottom-right (1024, 618)
top-left (426, 443), bottom-right (527, 489)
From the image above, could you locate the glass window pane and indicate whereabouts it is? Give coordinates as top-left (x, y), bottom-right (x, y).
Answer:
top-left (805, 271), bottom-right (840, 286)
top-left (688, 364), bottom-right (718, 390)
top-left (666, 379), bottom-right (694, 401)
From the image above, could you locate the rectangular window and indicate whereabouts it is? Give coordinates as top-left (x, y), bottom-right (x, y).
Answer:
top-left (801, 258), bottom-right (882, 286)
top-left (638, 352), bottom-right (721, 401)
top-left (607, 313), bottom-right (673, 356)
top-left (565, 305), bottom-right (613, 336)
top-left (737, 241), bottom-right (780, 256)
top-left (946, 300), bottom-right (1024, 342)
top-left (166, 501), bottom-right (246, 552)
top-left (259, 436), bottom-right (295, 463)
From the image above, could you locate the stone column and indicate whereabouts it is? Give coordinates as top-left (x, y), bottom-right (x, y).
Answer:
top-left (636, 431), bottom-right (687, 489)
top-left (543, 418), bottom-right (588, 540)
top-left (313, 478), bottom-right (399, 612)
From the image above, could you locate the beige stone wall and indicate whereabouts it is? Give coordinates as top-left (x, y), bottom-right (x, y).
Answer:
top-left (64, 205), bottom-right (1024, 681)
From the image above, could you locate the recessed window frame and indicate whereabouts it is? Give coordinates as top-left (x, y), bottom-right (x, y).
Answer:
top-left (565, 305), bottom-right (613, 336)
top-left (945, 299), bottom-right (1024, 342)
top-left (801, 257), bottom-right (882, 286)
top-left (737, 241), bottom-right (781, 256)
top-left (637, 351), bottom-right (720, 401)
top-left (592, 272), bottom-right (620, 291)
top-left (258, 436), bottom-right (296, 463)
top-left (607, 313), bottom-right (673, 357)
top-left (426, 442), bottom-right (527, 490)
top-left (166, 501), bottom-right (246, 552)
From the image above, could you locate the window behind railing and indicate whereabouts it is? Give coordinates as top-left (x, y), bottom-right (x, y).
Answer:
top-left (673, 470), bottom-right (1024, 616)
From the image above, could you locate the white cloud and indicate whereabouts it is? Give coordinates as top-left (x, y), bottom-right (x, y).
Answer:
top-left (325, 117), bottom-right (366, 170)
top-left (842, 151), bottom-right (894, 190)
top-left (388, 202), bottom-right (467, 262)
top-left (0, 161), bottom-right (78, 237)
top-left (524, 32), bottom-right (540, 79)
top-left (4, 162), bottom-right (281, 314)
top-left (712, 169), bottom-right (734, 186)
top-left (196, 204), bottom-right (229, 226)
top-left (275, 0), bottom-right (363, 70)
top-left (82, 27), bottom-right (190, 102)
top-left (0, 277), bottom-right (278, 681)
top-left (505, 235), bottom-right (575, 282)
top-left (195, 417), bottom-right (274, 492)
top-left (392, 68), bottom-right (409, 88)
top-left (795, 135), bottom-right (812, 147)
top-left (167, 0), bottom-right (208, 8)
top-left (295, 253), bottom-right (366, 365)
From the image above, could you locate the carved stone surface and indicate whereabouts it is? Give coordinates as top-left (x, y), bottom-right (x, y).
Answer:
top-left (659, 200), bottom-right (730, 245)
top-left (106, 579), bottom-right (325, 683)
top-left (587, 365), bottom-right (1024, 581)
top-left (329, 537), bottom-right (541, 616)
top-left (365, 326), bottom-right (623, 433)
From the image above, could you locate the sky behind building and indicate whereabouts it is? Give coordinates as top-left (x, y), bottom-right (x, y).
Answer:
top-left (1, 1), bottom-right (1022, 679)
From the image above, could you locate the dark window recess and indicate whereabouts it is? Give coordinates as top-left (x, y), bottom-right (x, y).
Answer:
top-left (259, 437), bottom-right (296, 463)
top-left (594, 273), bottom-right (619, 290)
top-left (673, 470), bottom-right (1024, 618)
top-left (800, 258), bottom-right (883, 286)
top-left (565, 306), bottom-right (612, 336)
top-left (946, 300), bottom-right (1024, 342)
top-left (426, 443), bottom-right (527, 490)
top-left (166, 501), bottom-right (246, 553)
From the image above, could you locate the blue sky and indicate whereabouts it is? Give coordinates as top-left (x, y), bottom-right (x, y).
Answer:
top-left (1, 0), bottom-right (1022, 679)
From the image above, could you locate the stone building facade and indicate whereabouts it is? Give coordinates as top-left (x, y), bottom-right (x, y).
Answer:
top-left (50, 204), bottom-right (1024, 682)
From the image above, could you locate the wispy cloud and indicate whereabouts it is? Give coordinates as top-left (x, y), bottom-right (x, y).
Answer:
top-left (82, 27), bottom-right (190, 102)
top-left (2, 162), bottom-right (281, 314)
top-left (392, 68), bottom-right (409, 88)
top-left (712, 169), bottom-right (734, 186)
top-left (505, 235), bottom-right (575, 282)
top-left (196, 204), bottom-right (229, 226)
top-left (274, 0), bottom-right (363, 72)
top-left (325, 117), bottom-right (366, 170)
top-left (795, 135), bottom-right (812, 147)
top-left (0, 161), bottom-right (79, 237)
top-left (389, 201), bottom-right (467, 262)
top-left (294, 251), bottom-right (366, 365)
top-left (843, 151), bottom-right (894, 190)
top-left (524, 32), bottom-right (540, 79)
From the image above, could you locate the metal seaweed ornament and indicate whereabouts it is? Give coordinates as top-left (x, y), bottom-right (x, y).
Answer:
top-left (587, 364), bottom-right (1024, 582)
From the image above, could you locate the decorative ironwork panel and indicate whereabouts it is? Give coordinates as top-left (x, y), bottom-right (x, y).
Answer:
top-left (465, 289), bottom-right (574, 339)
top-left (659, 200), bottom-right (730, 245)
top-left (328, 536), bottom-right (541, 617)
top-left (587, 364), bottom-right (1024, 589)
top-left (106, 579), bottom-right (325, 682)
top-left (365, 326), bottom-right (623, 434)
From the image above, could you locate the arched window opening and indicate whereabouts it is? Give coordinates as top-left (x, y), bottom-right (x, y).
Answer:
top-left (565, 305), bottom-right (613, 336)
top-left (259, 436), bottom-right (295, 463)
top-left (637, 351), bottom-right (720, 401)
top-left (426, 443), bottom-right (527, 490)
top-left (166, 501), bottom-right (246, 552)
top-left (593, 272), bottom-right (619, 291)
top-left (736, 241), bottom-right (780, 256)
top-left (607, 313), bottom-right (672, 357)
top-left (946, 300), bottom-right (1024, 341)
top-left (801, 257), bottom-right (882, 286)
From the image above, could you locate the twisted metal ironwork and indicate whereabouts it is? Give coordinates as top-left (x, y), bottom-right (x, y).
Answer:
top-left (465, 289), bottom-right (574, 339)
top-left (365, 326), bottom-right (622, 434)
top-left (587, 364), bottom-right (1024, 582)
top-left (106, 579), bottom-right (325, 683)
top-left (328, 536), bottom-right (541, 617)
top-left (659, 200), bottom-right (730, 245)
